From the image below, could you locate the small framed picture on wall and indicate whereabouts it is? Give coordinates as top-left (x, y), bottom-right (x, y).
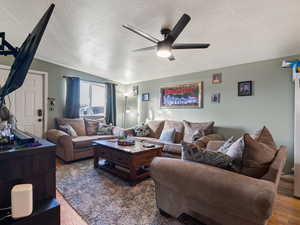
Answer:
top-left (133, 85), bottom-right (139, 96)
top-left (142, 93), bottom-right (150, 101)
top-left (212, 73), bottom-right (222, 84)
top-left (238, 81), bottom-right (252, 96)
top-left (211, 93), bottom-right (221, 104)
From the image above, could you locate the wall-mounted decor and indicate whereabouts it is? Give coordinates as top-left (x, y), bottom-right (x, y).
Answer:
top-left (212, 73), bottom-right (222, 84)
top-left (142, 93), bottom-right (150, 101)
top-left (211, 93), bottom-right (221, 104)
top-left (160, 82), bottom-right (203, 108)
top-left (238, 81), bottom-right (252, 96)
top-left (132, 85), bottom-right (139, 96)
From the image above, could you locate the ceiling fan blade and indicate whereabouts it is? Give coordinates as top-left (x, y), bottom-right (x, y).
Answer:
top-left (167, 14), bottom-right (191, 43)
top-left (133, 46), bottom-right (156, 52)
top-left (122, 24), bottom-right (160, 44)
top-left (172, 43), bottom-right (210, 49)
top-left (168, 54), bottom-right (175, 61)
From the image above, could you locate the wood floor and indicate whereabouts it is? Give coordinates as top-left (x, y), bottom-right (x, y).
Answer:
top-left (56, 169), bottom-right (300, 225)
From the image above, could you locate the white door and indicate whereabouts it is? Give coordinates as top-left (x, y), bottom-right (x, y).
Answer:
top-left (0, 67), bottom-right (45, 137)
top-left (15, 74), bottom-right (44, 137)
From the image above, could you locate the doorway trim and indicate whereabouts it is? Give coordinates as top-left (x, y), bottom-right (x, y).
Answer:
top-left (0, 64), bottom-right (49, 134)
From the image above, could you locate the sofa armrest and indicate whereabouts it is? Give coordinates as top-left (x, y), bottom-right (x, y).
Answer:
top-left (46, 129), bottom-right (69, 143)
top-left (151, 157), bottom-right (276, 220)
top-left (47, 129), bottom-right (74, 161)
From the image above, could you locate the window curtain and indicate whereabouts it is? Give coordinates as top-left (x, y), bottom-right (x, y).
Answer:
top-left (64, 77), bottom-right (80, 118)
top-left (105, 83), bottom-right (116, 125)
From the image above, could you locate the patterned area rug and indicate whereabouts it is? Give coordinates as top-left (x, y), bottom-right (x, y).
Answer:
top-left (56, 159), bottom-right (183, 225)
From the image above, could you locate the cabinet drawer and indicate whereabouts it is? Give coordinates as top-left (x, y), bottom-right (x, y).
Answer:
top-left (110, 151), bottom-right (130, 166)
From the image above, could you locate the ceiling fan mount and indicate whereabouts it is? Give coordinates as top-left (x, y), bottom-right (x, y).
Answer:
top-left (122, 14), bottom-right (210, 61)
top-left (160, 28), bottom-right (171, 37)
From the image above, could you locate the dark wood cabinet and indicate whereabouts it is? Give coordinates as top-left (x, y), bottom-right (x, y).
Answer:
top-left (0, 139), bottom-right (60, 225)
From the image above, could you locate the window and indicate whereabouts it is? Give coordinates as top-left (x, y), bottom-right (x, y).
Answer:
top-left (79, 81), bottom-right (106, 118)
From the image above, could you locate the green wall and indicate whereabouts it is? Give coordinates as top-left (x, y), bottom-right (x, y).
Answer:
top-left (127, 57), bottom-right (295, 172)
top-left (0, 56), bottom-right (111, 129)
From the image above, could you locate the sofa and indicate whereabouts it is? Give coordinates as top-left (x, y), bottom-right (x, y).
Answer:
top-left (151, 141), bottom-right (287, 225)
top-left (47, 118), bottom-right (124, 162)
top-left (128, 120), bottom-right (224, 158)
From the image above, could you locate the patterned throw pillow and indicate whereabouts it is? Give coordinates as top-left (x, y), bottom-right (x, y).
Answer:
top-left (97, 123), bottom-right (113, 135)
top-left (191, 130), bottom-right (205, 141)
top-left (134, 124), bottom-right (151, 137)
top-left (182, 142), bottom-right (234, 170)
top-left (59, 124), bottom-right (78, 137)
top-left (159, 128), bottom-right (176, 143)
top-left (218, 136), bottom-right (235, 154)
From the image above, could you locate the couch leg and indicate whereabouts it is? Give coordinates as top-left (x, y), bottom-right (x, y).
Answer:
top-left (159, 209), bottom-right (171, 218)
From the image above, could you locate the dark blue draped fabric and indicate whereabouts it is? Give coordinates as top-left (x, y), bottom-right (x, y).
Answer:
top-left (105, 83), bottom-right (116, 125)
top-left (64, 77), bottom-right (80, 118)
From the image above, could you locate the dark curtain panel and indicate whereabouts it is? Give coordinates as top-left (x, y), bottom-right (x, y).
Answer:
top-left (105, 83), bottom-right (116, 125)
top-left (64, 77), bottom-right (80, 118)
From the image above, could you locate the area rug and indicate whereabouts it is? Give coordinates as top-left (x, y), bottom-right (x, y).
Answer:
top-left (56, 159), bottom-right (189, 225)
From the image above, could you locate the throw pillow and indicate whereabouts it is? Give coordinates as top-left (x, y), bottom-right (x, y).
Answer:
top-left (225, 137), bottom-right (245, 160)
top-left (191, 130), bottom-right (205, 142)
top-left (84, 118), bottom-right (106, 135)
top-left (183, 120), bottom-right (215, 142)
top-left (254, 126), bottom-right (277, 150)
top-left (59, 124), bottom-right (78, 137)
top-left (241, 134), bottom-right (277, 178)
top-left (218, 136), bottom-right (235, 154)
top-left (134, 124), bottom-right (151, 137)
top-left (97, 123), bottom-right (113, 135)
top-left (182, 142), bottom-right (234, 170)
top-left (159, 128), bottom-right (176, 143)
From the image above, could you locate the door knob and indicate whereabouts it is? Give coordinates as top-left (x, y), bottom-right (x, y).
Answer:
top-left (38, 118), bottom-right (42, 122)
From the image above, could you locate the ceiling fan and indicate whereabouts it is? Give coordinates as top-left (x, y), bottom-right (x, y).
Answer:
top-left (122, 14), bottom-right (210, 61)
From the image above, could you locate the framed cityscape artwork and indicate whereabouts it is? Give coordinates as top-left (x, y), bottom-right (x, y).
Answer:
top-left (238, 81), bottom-right (252, 96)
top-left (160, 82), bottom-right (203, 108)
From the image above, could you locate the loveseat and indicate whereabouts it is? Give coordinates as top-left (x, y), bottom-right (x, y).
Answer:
top-left (47, 118), bottom-right (124, 162)
top-left (129, 120), bottom-right (224, 158)
top-left (151, 139), bottom-right (287, 225)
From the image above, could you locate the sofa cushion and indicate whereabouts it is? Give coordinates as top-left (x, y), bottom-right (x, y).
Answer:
top-left (194, 134), bottom-right (225, 148)
top-left (163, 143), bottom-right (182, 155)
top-left (147, 120), bottom-right (165, 138)
top-left (241, 134), bottom-right (277, 178)
top-left (72, 135), bottom-right (116, 149)
top-left (183, 120), bottom-right (215, 142)
top-left (160, 128), bottom-right (176, 143)
top-left (163, 120), bottom-right (184, 143)
top-left (84, 118), bottom-right (106, 135)
top-left (56, 118), bottom-right (86, 136)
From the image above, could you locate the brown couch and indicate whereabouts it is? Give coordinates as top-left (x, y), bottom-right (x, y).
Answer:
top-left (47, 118), bottom-right (124, 162)
top-left (151, 142), bottom-right (287, 225)
top-left (129, 120), bottom-right (224, 158)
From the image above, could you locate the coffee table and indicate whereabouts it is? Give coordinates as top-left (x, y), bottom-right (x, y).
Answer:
top-left (93, 139), bottom-right (162, 184)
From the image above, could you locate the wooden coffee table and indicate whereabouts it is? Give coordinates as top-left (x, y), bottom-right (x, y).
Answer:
top-left (93, 139), bottom-right (162, 184)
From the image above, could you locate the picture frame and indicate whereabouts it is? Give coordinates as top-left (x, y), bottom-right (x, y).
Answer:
top-left (142, 93), bottom-right (150, 101)
top-left (160, 82), bottom-right (203, 108)
top-left (211, 93), bottom-right (221, 104)
top-left (238, 81), bottom-right (252, 96)
top-left (212, 73), bottom-right (222, 84)
top-left (132, 85), bottom-right (139, 96)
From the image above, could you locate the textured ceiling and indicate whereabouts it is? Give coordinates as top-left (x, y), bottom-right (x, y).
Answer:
top-left (1, 0), bottom-right (300, 84)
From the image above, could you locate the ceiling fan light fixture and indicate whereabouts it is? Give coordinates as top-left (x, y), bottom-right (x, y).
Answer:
top-left (156, 42), bottom-right (172, 58)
